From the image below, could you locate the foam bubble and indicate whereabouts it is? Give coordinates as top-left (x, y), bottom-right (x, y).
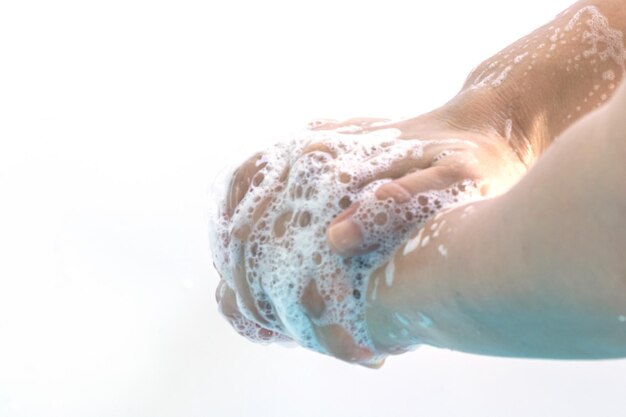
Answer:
top-left (603, 70), bottom-right (616, 81)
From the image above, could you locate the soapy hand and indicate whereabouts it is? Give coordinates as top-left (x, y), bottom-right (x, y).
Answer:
top-left (210, 124), bottom-right (513, 367)
top-left (213, 140), bottom-right (395, 366)
top-left (212, 144), bottom-right (384, 366)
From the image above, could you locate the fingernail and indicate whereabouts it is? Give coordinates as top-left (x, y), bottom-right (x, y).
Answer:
top-left (327, 219), bottom-right (363, 254)
top-left (376, 182), bottom-right (412, 203)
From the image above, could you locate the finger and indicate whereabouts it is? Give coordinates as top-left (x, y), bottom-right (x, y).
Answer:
top-left (301, 279), bottom-right (326, 319)
top-left (215, 280), bottom-right (227, 304)
top-left (301, 142), bottom-right (338, 158)
top-left (322, 143), bottom-right (439, 255)
top-left (219, 283), bottom-right (287, 343)
top-left (312, 323), bottom-right (375, 364)
top-left (326, 203), bottom-right (375, 257)
top-left (373, 149), bottom-right (485, 203)
top-left (355, 153), bottom-right (432, 189)
top-left (218, 283), bottom-right (240, 318)
top-left (327, 202), bottom-right (360, 230)
top-left (359, 358), bottom-right (386, 369)
top-left (374, 164), bottom-right (473, 204)
top-left (219, 283), bottom-right (259, 334)
top-left (300, 279), bottom-right (375, 365)
top-left (226, 152), bottom-right (268, 218)
top-left (326, 220), bottom-right (378, 257)
top-left (327, 164), bottom-right (481, 256)
top-left (232, 247), bottom-right (271, 326)
top-left (353, 140), bottom-right (477, 189)
top-left (333, 118), bottom-right (393, 134)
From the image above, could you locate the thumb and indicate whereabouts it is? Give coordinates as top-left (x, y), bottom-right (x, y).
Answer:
top-left (327, 165), bottom-right (482, 257)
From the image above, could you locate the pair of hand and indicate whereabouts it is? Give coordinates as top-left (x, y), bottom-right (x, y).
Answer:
top-left (213, 113), bottom-right (527, 367)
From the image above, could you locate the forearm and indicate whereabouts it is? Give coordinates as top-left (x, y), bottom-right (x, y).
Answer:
top-left (367, 83), bottom-right (626, 359)
top-left (437, 0), bottom-right (626, 166)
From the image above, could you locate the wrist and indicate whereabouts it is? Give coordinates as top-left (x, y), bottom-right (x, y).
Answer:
top-left (434, 86), bottom-right (542, 169)
top-left (449, 2), bottom-right (626, 163)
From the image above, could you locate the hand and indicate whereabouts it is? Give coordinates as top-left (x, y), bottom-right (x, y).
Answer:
top-left (213, 137), bottom-right (400, 366)
top-left (211, 127), bottom-right (489, 367)
top-left (212, 141), bottom-right (387, 366)
top-left (212, 151), bottom-right (293, 346)
top-left (315, 116), bottom-right (528, 256)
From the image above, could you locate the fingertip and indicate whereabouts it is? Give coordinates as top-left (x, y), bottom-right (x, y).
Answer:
top-left (359, 358), bottom-right (386, 370)
top-left (326, 203), bottom-right (364, 256)
top-left (313, 323), bottom-right (375, 365)
top-left (301, 280), bottom-right (326, 319)
top-left (327, 219), bottom-right (363, 256)
top-left (354, 346), bottom-right (376, 363)
top-left (218, 285), bottom-right (238, 318)
top-left (328, 202), bottom-right (360, 228)
top-left (375, 182), bottom-right (412, 203)
top-left (215, 280), bottom-right (227, 304)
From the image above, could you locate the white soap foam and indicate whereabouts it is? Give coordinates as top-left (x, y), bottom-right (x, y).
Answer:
top-left (514, 52), bottom-right (529, 64)
top-left (603, 70), bottom-right (616, 81)
top-left (209, 129), bottom-right (482, 358)
top-left (565, 6), bottom-right (626, 70)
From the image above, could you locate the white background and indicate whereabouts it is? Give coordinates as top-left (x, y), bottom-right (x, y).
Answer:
top-left (1, 0), bottom-right (625, 416)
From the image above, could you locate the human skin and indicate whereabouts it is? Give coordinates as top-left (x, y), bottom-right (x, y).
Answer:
top-left (215, 0), bottom-right (626, 365)
top-left (324, 0), bottom-right (626, 254)
top-left (322, 0), bottom-right (626, 361)
top-left (365, 78), bottom-right (626, 360)
top-left (214, 131), bottom-right (525, 362)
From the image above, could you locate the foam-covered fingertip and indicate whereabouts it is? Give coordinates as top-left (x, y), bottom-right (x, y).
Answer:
top-left (375, 182), bottom-right (412, 203)
top-left (327, 219), bottom-right (364, 256)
